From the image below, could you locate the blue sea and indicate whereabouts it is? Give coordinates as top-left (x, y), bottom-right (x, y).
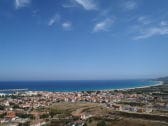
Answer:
top-left (0, 80), bottom-right (159, 92)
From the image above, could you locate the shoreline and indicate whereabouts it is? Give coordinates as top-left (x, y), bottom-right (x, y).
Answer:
top-left (49, 81), bottom-right (164, 92)
top-left (114, 81), bottom-right (164, 91)
top-left (0, 81), bottom-right (163, 93)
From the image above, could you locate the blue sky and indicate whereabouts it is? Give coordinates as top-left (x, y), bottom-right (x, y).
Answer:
top-left (0, 0), bottom-right (168, 80)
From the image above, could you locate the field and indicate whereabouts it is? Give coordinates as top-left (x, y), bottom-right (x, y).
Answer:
top-left (48, 102), bottom-right (168, 126)
top-left (85, 118), bottom-right (168, 126)
top-left (50, 102), bottom-right (109, 117)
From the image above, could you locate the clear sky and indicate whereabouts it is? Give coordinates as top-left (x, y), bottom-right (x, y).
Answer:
top-left (0, 0), bottom-right (168, 81)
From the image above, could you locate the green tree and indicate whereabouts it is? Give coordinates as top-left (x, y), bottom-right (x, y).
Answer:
top-left (83, 123), bottom-right (88, 126)
top-left (97, 120), bottom-right (106, 126)
top-left (40, 114), bottom-right (49, 119)
top-left (0, 105), bottom-right (5, 110)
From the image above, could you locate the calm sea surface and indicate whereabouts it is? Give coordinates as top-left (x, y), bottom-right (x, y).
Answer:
top-left (0, 80), bottom-right (158, 92)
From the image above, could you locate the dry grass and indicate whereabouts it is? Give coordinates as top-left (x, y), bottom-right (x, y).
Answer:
top-left (50, 102), bottom-right (168, 126)
top-left (50, 102), bottom-right (109, 116)
top-left (87, 118), bottom-right (168, 126)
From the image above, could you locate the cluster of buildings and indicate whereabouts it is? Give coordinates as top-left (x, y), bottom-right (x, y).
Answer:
top-left (0, 89), bottom-right (168, 126)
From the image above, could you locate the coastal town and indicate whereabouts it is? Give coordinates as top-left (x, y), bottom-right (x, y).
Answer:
top-left (0, 79), bottom-right (168, 126)
top-left (1, 0), bottom-right (168, 125)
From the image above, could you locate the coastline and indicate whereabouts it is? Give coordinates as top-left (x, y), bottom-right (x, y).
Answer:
top-left (92, 81), bottom-right (164, 92)
top-left (29, 80), bottom-right (164, 93)
top-left (0, 80), bottom-right (163, 93)
top-left (115, 81), bottom-right (164, 91)
top-left (32, 81), bottom-right (164, 93)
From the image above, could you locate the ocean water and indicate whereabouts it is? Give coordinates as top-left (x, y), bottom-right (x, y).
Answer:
top-left (0, 80), bottom-right (158, 92)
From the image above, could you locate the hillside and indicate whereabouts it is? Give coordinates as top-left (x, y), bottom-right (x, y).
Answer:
top-left (156, 76), bottom-right (168, 84)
